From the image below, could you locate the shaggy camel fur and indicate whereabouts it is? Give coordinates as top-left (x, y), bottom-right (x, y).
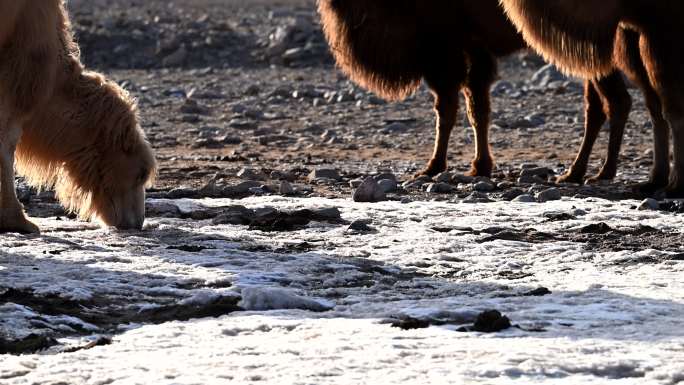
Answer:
top-left (501, 0), bottom-right (684, 195)
top-left (0, 0), bottom-right (156, 233)
top-left (318, 0), bottom-right (639, 181)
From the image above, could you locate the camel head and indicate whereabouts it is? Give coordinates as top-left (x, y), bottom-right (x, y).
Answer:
top-left (16, 71), bottom-right (158, 231)
top-left (88, 137), bottom-right (156, 230)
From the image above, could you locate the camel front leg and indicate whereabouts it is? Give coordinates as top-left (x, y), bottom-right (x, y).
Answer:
top-left (462, 85), bottom-right (494, 178)
top-left (462, 47), bottom-right (497, 178)
top-left (0, 120), bottom-right (40, 234)
top-left (416, 88), bottom-right (460, 178)
top-left (415, 58), bottom-right (467, 179)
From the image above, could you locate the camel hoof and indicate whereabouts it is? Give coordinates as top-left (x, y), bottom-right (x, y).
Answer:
top-left (0, 217), bottom-right (41, 235)
top-left (464, 168), bottom-right (479, 177)
top-left (585, 167), bottom-right (617, 184)
top-left (585, 173), bottom-right (614, 185)
top-left (633, 180), bottom-right (668, 197)
top-left (466, 159), bottom-right (493, 178)
top-left (664, 185), bottom-right (684, 199)
top-left (555, 172), bottom-right (584, 185)
top-left (415, 164), bottom-right (447, 179)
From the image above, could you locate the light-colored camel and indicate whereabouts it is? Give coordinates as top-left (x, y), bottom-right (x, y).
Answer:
top-left (0, 0), bottom-right (156, 233)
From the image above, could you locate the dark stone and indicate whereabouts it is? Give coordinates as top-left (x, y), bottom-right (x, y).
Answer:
top-left (472, 310), bottom-right (512, 333)
top-left (347, 219), bottom-right (375, 233)
top-left (391, 317), bottom-right (431, 330)
top-left (579, 222), bottom-right (613, 234)
top-left (522, 287), bottom-right (552, 297)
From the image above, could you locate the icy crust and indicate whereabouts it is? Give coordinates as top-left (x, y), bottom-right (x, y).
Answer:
top-left (1, 316), bottom-right (683, 385)
top-left (1, 196), bottom-right (684, 384)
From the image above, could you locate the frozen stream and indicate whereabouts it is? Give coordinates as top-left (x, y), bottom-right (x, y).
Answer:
top-left (1, 196), bottom-right (683, 384)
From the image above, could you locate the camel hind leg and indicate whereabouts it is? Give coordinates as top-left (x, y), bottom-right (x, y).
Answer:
top-left (557, 80), bottom-right (608, 184)
top-left (615, 29), bottom-right (669, 194)
top-left (638, 32), bottom-right (684, 197)
top-left (639, 90), bottom-right (670, 193)
top-left (558, 71), bottom-right (630, 185)
top-left (557, 71), bottom-right (631, 185)
top-left (0, 119), bottom-right (39, 234)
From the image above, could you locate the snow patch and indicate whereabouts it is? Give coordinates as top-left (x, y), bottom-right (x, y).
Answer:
top-left (239, 287), bottom-right (334, 312)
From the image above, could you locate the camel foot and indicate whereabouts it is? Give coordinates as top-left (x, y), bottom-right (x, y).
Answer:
top-left (415, 161), bottom-right (447, 179)
top-left (465, 158), bottom-right (493, 178)
top-left (555, 171), bottom-right (585, 185)
top-left (0, 213), bottom-right (40, 234)
top-left (585, 170), bottom-right (616, 185)
top-left (664, 183), bottom-right (684, 199)
top-left (633, 177), bottom-right (669, 197)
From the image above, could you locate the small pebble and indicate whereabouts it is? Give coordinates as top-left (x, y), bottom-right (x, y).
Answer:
top-left (639, 198), bottom-right (660, 211)
top-left (502, 188), bottom-right (525, 201)
top-left (353, 177), bottom-right (386, 203)
top-left (426, 183), bottom-right (453, 194)
top-left (377, 179), bottom-right (398, 193)
top-left (434, 172), bottom-right (452, 183)
top-left (473, 181), bottom-right (495, 192)
top-left (537, 188), bottom-right (562, 202)
top-left (237, 168), bottom-right (265, 181)
top-left (462, 192), bottom-right (492, 203)
top-left (279, 181), bottom-right (295, 196)
top-left (513, 194), bottom-right (536, 203)
top-left (348, 219), bottom-right (375, 233)
top-left (308, 168), bottom-right (342, 182)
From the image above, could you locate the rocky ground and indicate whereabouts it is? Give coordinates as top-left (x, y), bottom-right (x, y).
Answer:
top-left (2, 1), bottom-right (684, 384)
top-left (58, 0), bottom-right (660, 199)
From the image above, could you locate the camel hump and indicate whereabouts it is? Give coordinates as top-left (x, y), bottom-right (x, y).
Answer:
top-left (500, 0), bottom-right (621, 77)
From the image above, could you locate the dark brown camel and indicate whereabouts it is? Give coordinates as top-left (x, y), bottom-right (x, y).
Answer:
top-left (501, 0), bottom-right (684, 195)
top-left (317, 0), bottom-right (642, 183)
